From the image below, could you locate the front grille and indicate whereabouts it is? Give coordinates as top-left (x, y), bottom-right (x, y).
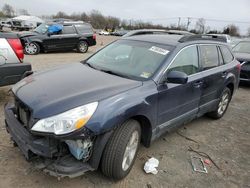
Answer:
top-left (15, 98), bottom-right (31, 128)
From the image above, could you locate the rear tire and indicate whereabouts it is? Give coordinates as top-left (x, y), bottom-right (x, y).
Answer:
top-left (101, 120), bottom-right (141, 180)
top-left (24, 42), bottom-right (40, 55)
top-left (207, 87), bottom-right (231, 119)
top-left (77, 41), bottom-right (88, 53)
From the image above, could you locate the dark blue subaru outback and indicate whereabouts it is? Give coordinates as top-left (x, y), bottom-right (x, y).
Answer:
top-left (5, 34), bottom-right (240, 180)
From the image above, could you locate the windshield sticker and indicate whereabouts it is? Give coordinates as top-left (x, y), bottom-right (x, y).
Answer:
top-left (140, 72), bottom-right (152, 78)
top-left (149, 46), bottom-right (169, 55)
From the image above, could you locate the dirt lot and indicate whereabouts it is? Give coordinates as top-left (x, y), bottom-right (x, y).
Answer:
top-left (0, 35), bottom-right (249, 188)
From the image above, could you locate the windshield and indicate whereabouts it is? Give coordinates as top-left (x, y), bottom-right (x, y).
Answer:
top-left (233, 41), bottom-right (250, 53)
top-left (86, 40), bottom-right (172, 80)
top-left (34, 23), bottom-right (49, 34)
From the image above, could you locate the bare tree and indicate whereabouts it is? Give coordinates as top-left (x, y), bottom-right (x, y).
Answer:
top-left (2, 4), bottom-right (15, 17)
top-left (0, 11), bottom-right (5, 17)
top-left (223, 24), bottom-right (240, 36)
top-left (19, 9), bottom-right (29, 16)
top-left (53, 11), bottom-right (69, 19)
top-left (195, 18), bottom-right (206, 34)
top-left (80, 12), bottom-right (89, 22)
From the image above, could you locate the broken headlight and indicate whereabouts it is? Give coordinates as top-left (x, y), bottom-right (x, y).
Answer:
top-left (31, 102), bottom-right (98, 135)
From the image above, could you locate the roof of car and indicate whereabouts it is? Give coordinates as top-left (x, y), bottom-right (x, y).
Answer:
top-left (123, 34), bottom-right (228, 46)
top-left (123, 34), bottom-right (183, 46)
top-left (46, 21), bottom-right (91, 26)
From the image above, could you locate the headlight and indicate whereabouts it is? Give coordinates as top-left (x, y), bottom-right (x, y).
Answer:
top-left (31, 102), bottom-right (98, 135)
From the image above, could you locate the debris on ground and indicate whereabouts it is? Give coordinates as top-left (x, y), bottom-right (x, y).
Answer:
top-left (190, 156), bottom-right (208, 173)
top-left (188, 146), bottom-right (221, 170)
top-left (204, 159), bottom-right (211, 165)
top-left (144, 157), bottom-right (159, 175)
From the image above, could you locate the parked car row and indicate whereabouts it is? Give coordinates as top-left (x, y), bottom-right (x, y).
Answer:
top-left (3, 33), bottom-right (243, 181)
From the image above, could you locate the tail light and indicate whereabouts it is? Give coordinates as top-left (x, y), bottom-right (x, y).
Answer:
top-left (93, 34), bottom-right (96, 40)
top-left (236, 63), bottom-right (241, 72)
top-left (7, 38), bottom-right (24, 63)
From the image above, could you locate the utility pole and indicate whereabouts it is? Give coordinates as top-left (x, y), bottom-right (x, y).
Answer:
top-left (177, 17), bottom-right (181, 29)
top-left (186, 17), bottom-right (191, 30)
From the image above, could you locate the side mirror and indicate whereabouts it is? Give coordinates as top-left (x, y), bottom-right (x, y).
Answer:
top-left (166, 70), bottom-right (188, 84)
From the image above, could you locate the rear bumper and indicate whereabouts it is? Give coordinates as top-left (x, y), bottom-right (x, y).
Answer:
top-left (0, 63), bottom-right (31, 87)
top-left (4, 103), bottom-right (94, 178)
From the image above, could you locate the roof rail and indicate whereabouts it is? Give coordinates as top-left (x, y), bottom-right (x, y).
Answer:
top-left (178, 34), bottom-right (227, 43)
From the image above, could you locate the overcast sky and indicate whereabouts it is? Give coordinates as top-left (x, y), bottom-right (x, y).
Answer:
top-left (1, 0), bottom-right (250, 34)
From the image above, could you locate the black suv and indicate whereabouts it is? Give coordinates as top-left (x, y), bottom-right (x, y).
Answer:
top-left (19, 21), bottom-right (96, 55)
top-left (5, 34), bottom-right (240, 180)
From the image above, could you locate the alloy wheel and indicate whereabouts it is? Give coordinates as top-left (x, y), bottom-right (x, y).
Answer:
top-left (122, 130), bottom-right (139, 171)
top-left (25, 43), bottom-right (38, 55)
top-left (218, 92), bottom-right (230, 115)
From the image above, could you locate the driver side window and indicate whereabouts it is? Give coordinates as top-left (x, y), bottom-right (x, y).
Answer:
top-left (168, 46), bottom-right (199, 76)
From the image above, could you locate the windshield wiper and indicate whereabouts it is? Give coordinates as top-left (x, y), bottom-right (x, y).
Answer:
top-left (98, 69), bottom-right (130, 79)
top-left (84, 62), bottom-right (97, 70)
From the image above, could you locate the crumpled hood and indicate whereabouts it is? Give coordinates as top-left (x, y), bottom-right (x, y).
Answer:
top-left (234, 52), bottom-right (250, 62)
top-left (13, 63), bottom-right (142, 118)
top-left (18, 31), bottom-right (38, 38)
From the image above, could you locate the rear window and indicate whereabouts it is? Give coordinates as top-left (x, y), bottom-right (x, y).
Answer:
top-left (200, 45), bottom-right (219, 70)
top-left (62, 26), bottom-right (76, 34)
top-left (220, 46), bottom-right (234, 64)
top-left (75, 24), bottom-right (93, 34)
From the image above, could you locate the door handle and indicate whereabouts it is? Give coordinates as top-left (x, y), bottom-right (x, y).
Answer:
top-left (193, 81), bottom-right (203, 88)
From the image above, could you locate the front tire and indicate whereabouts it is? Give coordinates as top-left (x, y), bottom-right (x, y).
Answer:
top-left (77, 41), bottom-right (88, 53)
top-left (24, 42), bottom-right (40, 55)
top-left (207, 87), bottom-right (232, 119)
top-left (101, 120), bottom-right (141, 180)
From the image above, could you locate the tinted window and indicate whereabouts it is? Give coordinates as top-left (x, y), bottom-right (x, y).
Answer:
top-left (168, 46), bottom-right (199, 76)
top-left (62, 26), bottom-right (76, 34)
top-left (75, 24), bottom-right (93, 33)
top-left (220, 46), bottom-right (234, 64)
top-left (200, 45), bottom-right (219, 70)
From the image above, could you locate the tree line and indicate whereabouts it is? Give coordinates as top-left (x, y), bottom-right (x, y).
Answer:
top-left (1, 3), bottom-right (249, 36)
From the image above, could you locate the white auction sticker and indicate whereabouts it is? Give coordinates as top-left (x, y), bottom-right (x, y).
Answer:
top-left (149, 46), bottom-right (169, 55)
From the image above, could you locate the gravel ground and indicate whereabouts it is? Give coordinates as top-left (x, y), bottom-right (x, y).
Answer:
top-left (0, 35), bottom-right (249, 188)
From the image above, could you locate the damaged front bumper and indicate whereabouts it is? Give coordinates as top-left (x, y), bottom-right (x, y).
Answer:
top-left (4, 103), bottom-right (95, 178)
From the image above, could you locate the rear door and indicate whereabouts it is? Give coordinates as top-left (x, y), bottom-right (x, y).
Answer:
top-left (156, 45), bottom-right (203, 135)
top-left (59, 25), bottom-right (79, 49)
top-left (198, 44), bottom-right (225, 114)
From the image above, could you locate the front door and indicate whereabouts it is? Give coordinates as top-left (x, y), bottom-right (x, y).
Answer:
top-left (43, 33), bottom-right (62, 51)
top-left (156, 45), bottom-right (203, 136)
top-left (198, 45), bottom-right (225, 114)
